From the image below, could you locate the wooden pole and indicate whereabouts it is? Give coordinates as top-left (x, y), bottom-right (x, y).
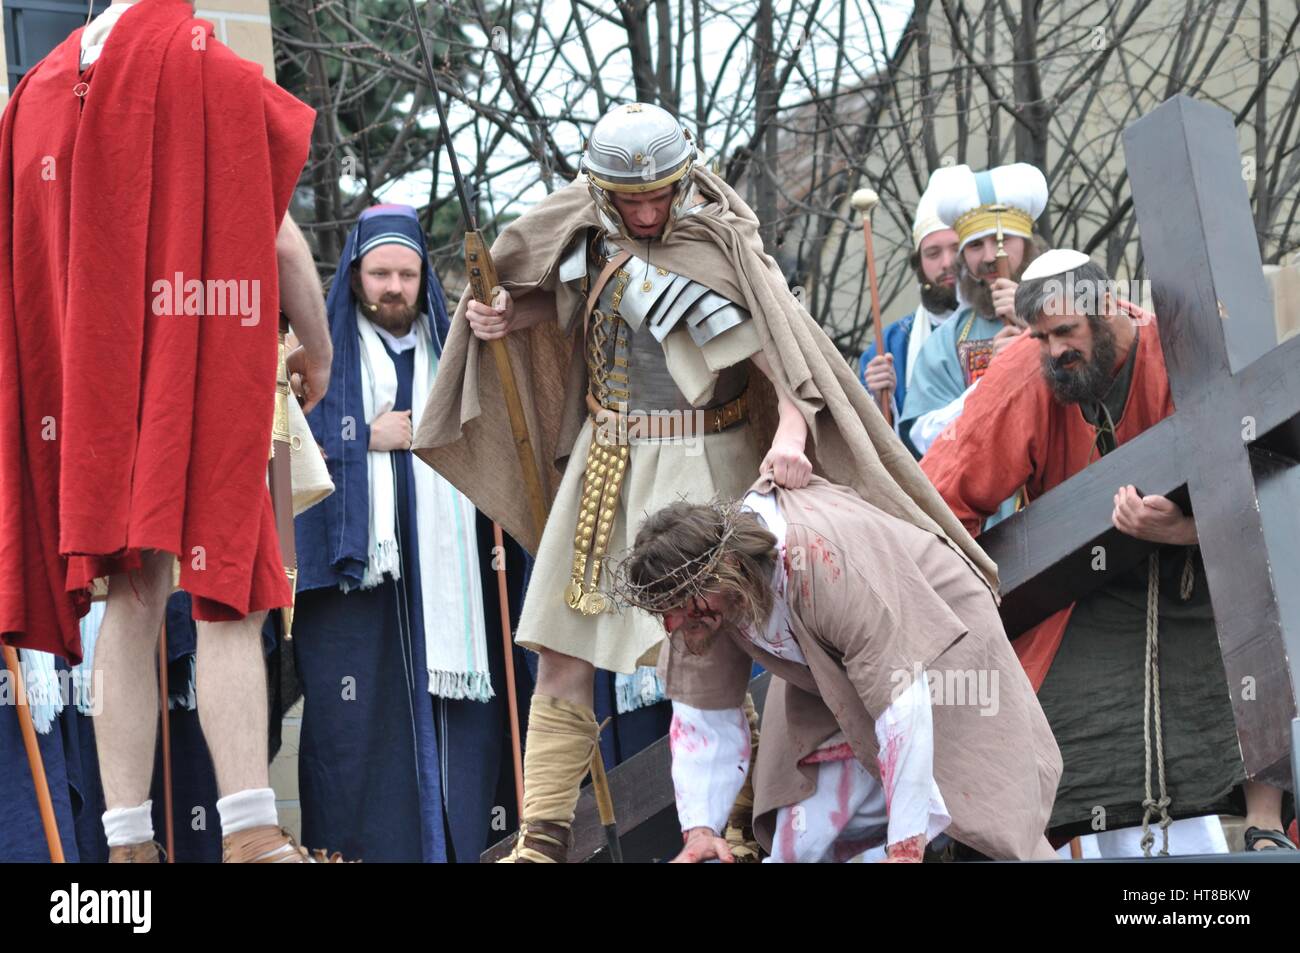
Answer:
top-left (465, 234), bottom-right (549, 536)
top-left (991, 206), bottom-right (1013, 282)
top-left (405, 2), bottom-right (543, 829)
top-left (492, 521), bottom-right (525, 817)
top-left (850, 189), bottom-right (892, 425)
top-left (157, 622), bottom-right (175, 862)
top-left (3, 645), bottom-right (65, 862)
top-left (589, 717), bottom-right (623, 863)
top-left (465, 240), bottom-right (542, 825)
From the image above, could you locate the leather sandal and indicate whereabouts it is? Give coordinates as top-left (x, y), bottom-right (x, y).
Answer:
top-left (221, 825), bottom-right (350, 863)
top-left (108, 840), bottom-right (166, 863)
top-left (1243, 826), bottom-right (1297, 851)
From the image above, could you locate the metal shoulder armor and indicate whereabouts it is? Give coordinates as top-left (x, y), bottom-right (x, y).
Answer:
top-left (616, 253), bottom-right (751, 347)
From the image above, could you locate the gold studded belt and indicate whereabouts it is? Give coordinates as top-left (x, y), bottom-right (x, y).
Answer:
top-left (584, 391), bottom-right (749, 440)
top-left (563, 425), bottom-right (628, 616)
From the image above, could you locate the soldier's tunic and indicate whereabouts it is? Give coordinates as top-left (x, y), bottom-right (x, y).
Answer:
top-left (516, 229), bottom-right (763, 674)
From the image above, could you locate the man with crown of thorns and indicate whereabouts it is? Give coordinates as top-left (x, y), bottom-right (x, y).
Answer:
top-left (618, 475), bottom-right (1062, 862)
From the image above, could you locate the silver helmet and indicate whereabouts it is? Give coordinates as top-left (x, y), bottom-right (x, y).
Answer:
top-left (581, 102), bottom-right (697, 241)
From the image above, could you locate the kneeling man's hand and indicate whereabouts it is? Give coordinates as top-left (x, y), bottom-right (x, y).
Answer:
top-left (671, 827), bottom-right (735, 864)
top-left (1111, 485), bottom-right (1197, 546)
top-left (881, 833), bottom-right (926, 863)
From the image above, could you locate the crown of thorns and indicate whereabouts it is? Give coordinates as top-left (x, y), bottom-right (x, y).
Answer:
top-left (611, 498), bottom-right (748, 614)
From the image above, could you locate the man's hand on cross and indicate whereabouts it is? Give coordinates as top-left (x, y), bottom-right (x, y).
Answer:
top-left (1111, 484), bottom-right (1198, 546)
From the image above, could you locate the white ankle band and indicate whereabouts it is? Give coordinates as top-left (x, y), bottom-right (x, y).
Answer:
top-left (103, 801), bottom-right (154, 847)
top-left (216, 787), bottom-right (279, 837)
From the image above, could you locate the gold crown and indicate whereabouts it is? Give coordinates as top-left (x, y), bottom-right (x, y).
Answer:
top-left (952, 203), bottom-right (1034, 247)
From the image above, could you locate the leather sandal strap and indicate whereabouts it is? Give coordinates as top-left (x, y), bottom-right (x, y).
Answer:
top-left (1244, 826), bottom-right (1297, 850)
top-left (520, 821), bottom-right (572, 863)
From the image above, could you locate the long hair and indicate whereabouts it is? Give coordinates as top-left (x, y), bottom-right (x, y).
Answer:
top-left (619, 500), bottom-right (779, 639)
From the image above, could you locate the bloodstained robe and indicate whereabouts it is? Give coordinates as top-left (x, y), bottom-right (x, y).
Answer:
top-left (921, 309), bottom-right (1245, 832)
top-left (662, 475), bottom-right (1061, 860)
top-left (0, 0), bottom-right (313, 660)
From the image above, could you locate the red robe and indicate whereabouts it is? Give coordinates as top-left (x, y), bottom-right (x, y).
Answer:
top-left (920, 303), bottom-right (1172, 689)
top-left (0, 0), bottom-right (315, 661)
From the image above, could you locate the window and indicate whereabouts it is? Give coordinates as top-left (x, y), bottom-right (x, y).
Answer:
top-left (4, 0), bottom-right (109, 90)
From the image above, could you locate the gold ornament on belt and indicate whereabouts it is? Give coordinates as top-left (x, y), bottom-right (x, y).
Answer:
top-left (563, 432), bottom-right (629, 615)
top-left (566, 267), bottom-right (632, 615)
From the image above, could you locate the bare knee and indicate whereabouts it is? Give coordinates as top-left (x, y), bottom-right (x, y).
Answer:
top-left (535, 648), bottom-right (595, 708)
top-left (103, 550), bottom-right (174, 632)
top-left (196, 610), bottom-right (268, 655)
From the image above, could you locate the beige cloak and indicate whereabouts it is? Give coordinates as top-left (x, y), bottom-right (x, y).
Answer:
top-left (662, 475), bottom-right (1062, 860)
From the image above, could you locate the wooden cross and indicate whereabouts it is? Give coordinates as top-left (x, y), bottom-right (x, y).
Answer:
top-left (982, 94), bottom-right (1300, 788)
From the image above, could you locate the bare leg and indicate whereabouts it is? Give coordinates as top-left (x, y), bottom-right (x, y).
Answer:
top-left (535, 646), bottom-right (596, 706)
top-left (93, 550), bottom-right (173, 810)
top-left (195, 611), bottom-right (270, 797)
top-left (1243, 780), bottom-right (1287, 849)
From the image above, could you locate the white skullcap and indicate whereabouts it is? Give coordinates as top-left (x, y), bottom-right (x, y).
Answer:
top-left (1020, 248), bottom-right (1093, 282)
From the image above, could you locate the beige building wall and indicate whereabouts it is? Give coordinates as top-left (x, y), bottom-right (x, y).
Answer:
top-left (822, 1), bottom-right (1300, 351)
top-left (1, 0), bottom-right (275, 107)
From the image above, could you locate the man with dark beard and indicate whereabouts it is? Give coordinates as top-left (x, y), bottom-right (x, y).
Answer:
top-left (858, 171), bottom-right (961, 453)
top-left (900, 163), bottom-right (1047, 459)
top-left (921, 249), bottom-right (1293, 857)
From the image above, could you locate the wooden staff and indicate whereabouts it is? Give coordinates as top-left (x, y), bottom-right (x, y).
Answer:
top-left (590, 717), bottom-right (623, 863)
top-left (492, 521), bottom-right (525, 816)
top-left (990, 204), bottom-right (1013, 282)
top-left (406, 0), bottom-right (535, 812)
top-left (3, 645), bottom-right (65, 862)
top-left (850, 188), bottom-right (892, 425)
top-left (157, 623), bottom-right (175, 862)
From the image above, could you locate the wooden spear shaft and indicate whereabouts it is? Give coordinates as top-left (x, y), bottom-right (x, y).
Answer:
top-left (464, 236), bottom-right (536, 819)
top-left (492, 521), bottom-right (525, 816)
top-left (850, 188), bottom-right (892, 425)
top-left (403, 0), bottom-right (537, 819)
top-left (3, 644), bottom-right (65, 862)
top-left (157, 622), bottom-right (175, 862)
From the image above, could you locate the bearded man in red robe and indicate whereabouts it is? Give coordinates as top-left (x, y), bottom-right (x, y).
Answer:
top-left (921, 249), bottom-right (1293, 856)
top-left (0, 0), bottom-right (334, 862)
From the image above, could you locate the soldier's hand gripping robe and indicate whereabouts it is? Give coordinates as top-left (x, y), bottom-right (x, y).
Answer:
top-left (629, 476), bottom-right (1062, 862)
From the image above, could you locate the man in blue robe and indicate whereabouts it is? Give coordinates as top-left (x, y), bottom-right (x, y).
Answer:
top-left (293, 205), bottom-right (515, 862)
top-left (857, 169), bottom-right (962, 456)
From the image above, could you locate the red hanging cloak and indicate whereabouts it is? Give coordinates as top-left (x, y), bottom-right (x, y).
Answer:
top-left (920, 303), bottom-right (1173, 689)
top-left (0, 0), bottom-right (315, 662)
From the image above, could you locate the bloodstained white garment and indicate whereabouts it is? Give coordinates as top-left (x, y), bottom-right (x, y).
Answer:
top-left (669, 703), bottom-right (751, 834)
top-left (668, 491), bottom-right (951, 860)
